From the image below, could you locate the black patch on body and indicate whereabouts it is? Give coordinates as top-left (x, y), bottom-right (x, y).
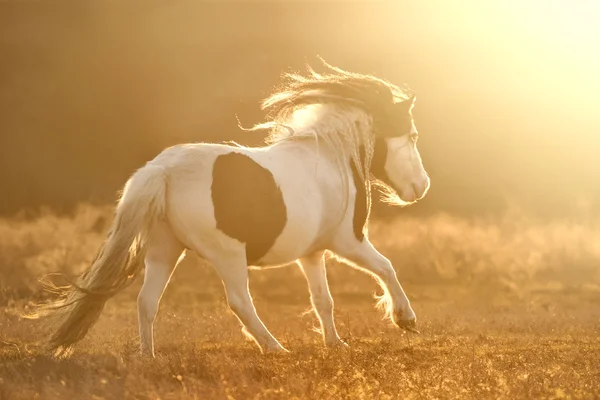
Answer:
top-left (350, 136), bottom-right (397, 241)
top-left (350, 144), bottom-right (370, 242)
top-left (350, 161), bottom-right (368, 241)
top-left (211, 152), bottom-right (287, 265)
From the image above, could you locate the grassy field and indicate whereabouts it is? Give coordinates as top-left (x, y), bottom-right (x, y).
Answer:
top-left (1, 205), bottom-right (600, 399)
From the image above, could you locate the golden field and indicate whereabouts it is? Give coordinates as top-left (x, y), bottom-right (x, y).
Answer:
top-left (1, 205), bottom-right (600, 399)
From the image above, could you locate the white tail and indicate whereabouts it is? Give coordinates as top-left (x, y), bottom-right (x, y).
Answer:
top-left (28, 163), bottom-right (168, 357)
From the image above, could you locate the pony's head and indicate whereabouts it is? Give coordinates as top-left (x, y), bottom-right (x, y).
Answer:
top-left (257, 58), bottom-right (430, 206)
top-left (370, 95), bottom-right (430, 205)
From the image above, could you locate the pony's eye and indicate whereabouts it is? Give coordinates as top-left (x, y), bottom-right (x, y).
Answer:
top-left (409, 133), bottom-right (418, 143)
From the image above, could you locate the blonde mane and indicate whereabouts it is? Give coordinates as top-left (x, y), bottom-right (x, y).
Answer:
top-left (249, 58), bottom-right (412, 223)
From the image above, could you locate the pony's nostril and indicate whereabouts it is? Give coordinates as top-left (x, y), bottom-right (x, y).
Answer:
top-left (411, 184), bottom-right (419, 197)
top-left (412, 183), bottom-right (425, 199)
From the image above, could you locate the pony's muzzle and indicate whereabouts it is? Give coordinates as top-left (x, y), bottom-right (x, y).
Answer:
top-left (412, 177), bottom-right (430, 200)
top-left (399, 185), bottom-right (420, 203)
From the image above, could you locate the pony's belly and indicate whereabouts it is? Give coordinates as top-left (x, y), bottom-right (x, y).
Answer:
top-left (255, 215), bottom-right (321, 266)
top-left (254, 250), bottom-right (307, 267)
top-left (254, 248), bottom-right (305, 266)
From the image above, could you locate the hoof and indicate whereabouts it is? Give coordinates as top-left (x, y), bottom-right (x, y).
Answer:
top-left (140, 351), bottom-right (156, 359)
top-left (327, 339), bottom-right (349, 349)
top-left (397, 319), bottom-right (420, 334)
top-left (263, 345), bottom-right (290, 354)
top-left (139, 344), bottom-right (155, 358)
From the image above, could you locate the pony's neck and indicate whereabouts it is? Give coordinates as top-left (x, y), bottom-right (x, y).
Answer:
top-left (268, 103), bottom-right (375, 190)
top-left (285, 104), bottom-right (367, 140)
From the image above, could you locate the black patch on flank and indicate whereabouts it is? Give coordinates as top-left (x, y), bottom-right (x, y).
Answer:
top-left (350, 147), bottom-right (369, 242)
top-left (211, 152), bottom-right (287, 265)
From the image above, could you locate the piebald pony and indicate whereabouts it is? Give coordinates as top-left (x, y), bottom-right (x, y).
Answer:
top-left (32, 60), bottom-right (430, 357)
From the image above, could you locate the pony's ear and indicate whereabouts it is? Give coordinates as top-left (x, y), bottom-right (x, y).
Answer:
top-left (396, 95), bottom-right (416, 111)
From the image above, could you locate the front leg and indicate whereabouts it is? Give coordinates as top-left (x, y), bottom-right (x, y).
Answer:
top-left (297, 252), bottom-right (346, 346)
top-left (331, 239), bottom-right (418, 332)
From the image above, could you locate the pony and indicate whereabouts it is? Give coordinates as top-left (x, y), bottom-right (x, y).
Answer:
top-left (30, 59), bottom-right (430, 357)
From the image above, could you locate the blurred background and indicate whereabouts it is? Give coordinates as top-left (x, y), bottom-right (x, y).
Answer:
top-left (1, 0), bottom-right (599, 219)
top-left (2, 7), bottom-right (600, 395)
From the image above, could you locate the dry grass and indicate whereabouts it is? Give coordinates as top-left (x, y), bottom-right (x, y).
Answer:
top-left (1, 205), bottom-right (600, 399)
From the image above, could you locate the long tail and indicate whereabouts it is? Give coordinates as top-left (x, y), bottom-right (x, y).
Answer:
top-left (26, 163), bottom-right (168, 357)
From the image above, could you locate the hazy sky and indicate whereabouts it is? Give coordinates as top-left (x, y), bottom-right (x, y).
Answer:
top-left (0, 0), bottom-right (598, 217)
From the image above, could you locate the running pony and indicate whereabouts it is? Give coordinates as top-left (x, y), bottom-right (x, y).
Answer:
top-left (32, 60), bottom-right (430, 357)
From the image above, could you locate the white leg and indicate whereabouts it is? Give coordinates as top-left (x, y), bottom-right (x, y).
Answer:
top-left (297, 252), bottom-right (345, 346)
top-left (332, 239), bottom-right (418, 332)
top-left (138, 223), bottom-right (184, 357)
top-left (211, 254), bottom-right (287, 353)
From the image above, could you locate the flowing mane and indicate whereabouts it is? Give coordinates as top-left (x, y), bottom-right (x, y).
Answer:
top-left (258, 59), bottom-right (412, 141)
top-left (264, 61), bottom-right (410, 125)
top-left (250, 59), bottom-right (413, 214)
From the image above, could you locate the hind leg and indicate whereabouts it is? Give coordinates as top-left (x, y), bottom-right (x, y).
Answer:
top-left (138, 222), bottom-right (184, 357)
top-left (297, 252), bottom-right (345, 346)
top-left (208, 252), bottom-right (287, 353)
